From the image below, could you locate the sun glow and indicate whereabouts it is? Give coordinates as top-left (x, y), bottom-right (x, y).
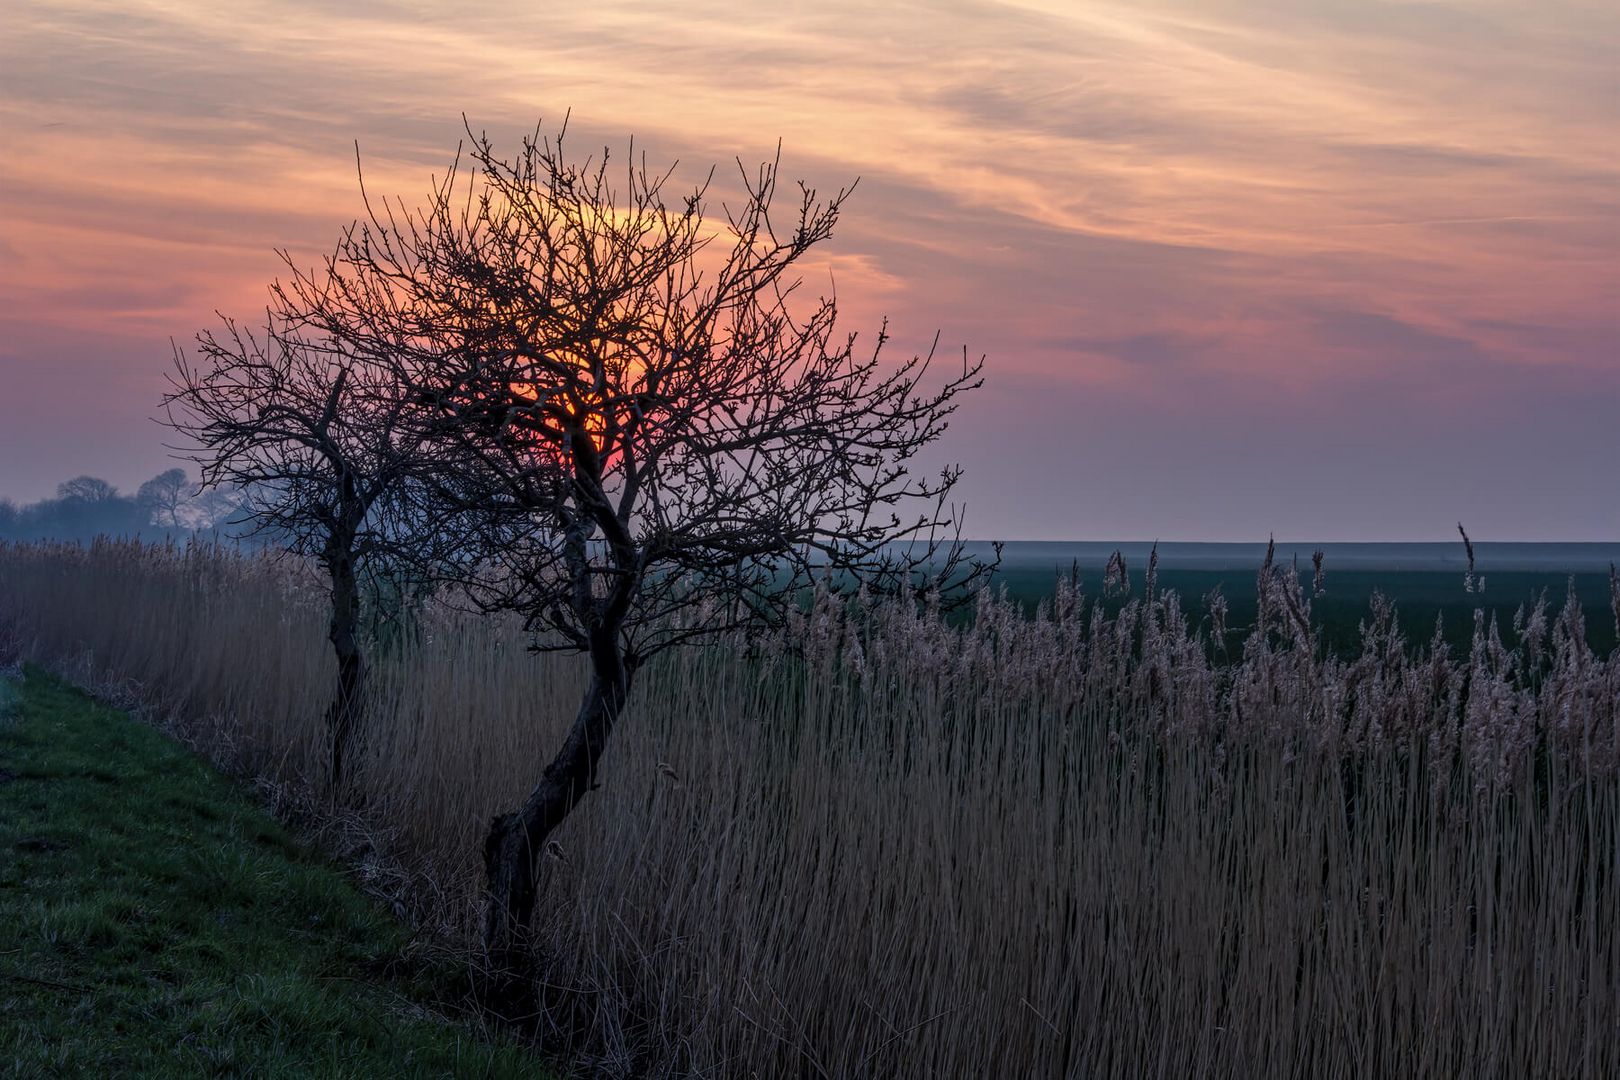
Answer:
top-left (1, 0), bottom-right (1614, 535)
top-left (502, 338), bottom-right (650, 469)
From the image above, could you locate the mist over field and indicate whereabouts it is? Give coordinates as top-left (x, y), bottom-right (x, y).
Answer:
top-left (0, 471), bottom-right (239, 544)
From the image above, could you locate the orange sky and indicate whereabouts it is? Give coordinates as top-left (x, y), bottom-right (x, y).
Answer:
top-left (1, 0), bottom-right (1616, 539)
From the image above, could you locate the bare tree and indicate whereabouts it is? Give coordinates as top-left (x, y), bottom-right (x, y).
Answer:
top-left (41, 476), bottom-right (150, 539)
top-left (162, 298), bottom-right (435, 793)
top-left (227, 122), bottom-right (994, 999)
top-left (57, 476), bottom-right (118, 504)
top-left (137, 468), bottom-right (190, 529)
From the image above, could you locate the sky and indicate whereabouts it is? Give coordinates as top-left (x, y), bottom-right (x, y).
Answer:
top-left (1, 0), bottom-right (1615, 541)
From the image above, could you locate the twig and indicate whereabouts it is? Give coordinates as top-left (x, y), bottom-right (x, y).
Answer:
top-left (857, 1004), bottom-right (963, 1071)
top-left (2, 970), bottom-right (97, 995)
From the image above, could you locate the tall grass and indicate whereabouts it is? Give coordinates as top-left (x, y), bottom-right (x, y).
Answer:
top-left (2, 538), bottom-right (1616, 1077)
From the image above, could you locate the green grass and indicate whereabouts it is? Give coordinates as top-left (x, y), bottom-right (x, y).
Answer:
top-left (0, 668), bottom-right (546, 1078)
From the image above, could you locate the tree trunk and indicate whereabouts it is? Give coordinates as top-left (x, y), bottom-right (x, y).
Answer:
top-left (324, 546), bottom-right (367, 795)
top-left (481, 646), bottom-right (629, 1015)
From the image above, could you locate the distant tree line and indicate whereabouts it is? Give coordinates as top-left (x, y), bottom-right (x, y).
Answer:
top-left (0, 469), bottom-right (245, 543)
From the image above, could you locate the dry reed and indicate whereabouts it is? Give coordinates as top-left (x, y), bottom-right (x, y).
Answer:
top-left (1, 538), bottom-right (1616, 1078)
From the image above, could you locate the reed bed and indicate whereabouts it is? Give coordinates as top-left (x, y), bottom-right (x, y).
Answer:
top-left (2, 538), bottom-right (1616, 1078)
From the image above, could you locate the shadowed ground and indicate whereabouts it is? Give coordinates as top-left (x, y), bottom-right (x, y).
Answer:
top-left (0, 669), bottom-right (547, 1078)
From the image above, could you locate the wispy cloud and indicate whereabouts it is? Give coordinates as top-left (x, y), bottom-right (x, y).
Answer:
top-left (0, 0), bottom-right (1614, 536)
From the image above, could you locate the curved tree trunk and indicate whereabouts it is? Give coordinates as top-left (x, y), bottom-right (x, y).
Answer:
top-left (324, 545), bottom-right (367, 796)
top-left (481, 646), bottom-right (630, 1015)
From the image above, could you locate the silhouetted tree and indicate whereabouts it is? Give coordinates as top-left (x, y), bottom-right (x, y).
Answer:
top-left (57, 476), bottom-right (118, 504)
top-left (0, 477), bottom-right (181, 542)
top-left (163, 303), bottom-right (433, 793)
top-left (24, 477), bottom-right (150, 540)
top-left (137, 468), bottom-right (191, 529)
top-left (291, 123), bottom-right (993, 998)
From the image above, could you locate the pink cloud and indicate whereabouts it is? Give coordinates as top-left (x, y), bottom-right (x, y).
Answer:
top-left (0, 0), bottom-right (1614, 537)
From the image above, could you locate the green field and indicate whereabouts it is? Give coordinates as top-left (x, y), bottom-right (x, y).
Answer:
top-left (0, 669), bottom-right (547, 1078)
top-left (989, 564), bottom-right (1617, 657)
top-left (976, 540), bottom-right (1619, 658)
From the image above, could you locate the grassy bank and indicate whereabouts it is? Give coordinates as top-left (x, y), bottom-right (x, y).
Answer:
top-left (0, 668), bottom-right (545, 1078)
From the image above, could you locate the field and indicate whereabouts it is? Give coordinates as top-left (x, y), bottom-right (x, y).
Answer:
top-left (983, 540), bottom-right (1620, 657)
top-left (2, 539), bottom-right (1617, 1077)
